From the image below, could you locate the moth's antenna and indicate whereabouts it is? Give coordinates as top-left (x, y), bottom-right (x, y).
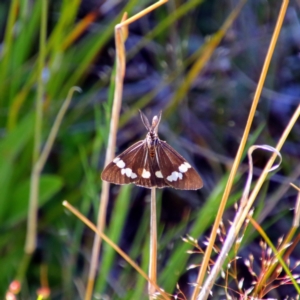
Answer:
top-left (139, 110), bottom-right (151, 131)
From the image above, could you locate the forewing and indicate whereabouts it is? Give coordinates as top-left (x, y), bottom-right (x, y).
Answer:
top-left (101, 140), bottom-right (169, 188)
top-left (157, 140), bottom-right (203, 190)
top-left (101, 141), bottom-right (145, 185)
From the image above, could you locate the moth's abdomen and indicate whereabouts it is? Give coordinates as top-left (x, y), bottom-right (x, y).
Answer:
top-left (149, 146), bottom-right (156, 158)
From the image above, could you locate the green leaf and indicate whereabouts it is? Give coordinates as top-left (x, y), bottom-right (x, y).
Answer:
top-left (4, 174), bottom-right (63, 227)
top-left (0, 113), bottom-right (34, 220)
top-left (95, 185), bottom-right (132, 293)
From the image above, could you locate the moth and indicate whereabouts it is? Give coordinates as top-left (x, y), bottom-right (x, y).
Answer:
top-left (101, 111), bottom-right (203, 190)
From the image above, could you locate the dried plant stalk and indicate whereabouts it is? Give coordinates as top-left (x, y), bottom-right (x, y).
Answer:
top-left (193, 1), bottom-right (289, 299)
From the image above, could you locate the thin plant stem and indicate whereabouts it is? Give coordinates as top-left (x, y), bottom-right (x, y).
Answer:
top-left (148, 187), bottom-right (157, 299)
top-left (85, 2), bottom-right (168, 299)
top-left (25, 0), bottom-right (48, 254)
top-left (63, 201), bottom-right (171, 300)
top-left (84, 14), bottom-right (128, 300)
top-left (25, 86), bottom-right (80, 256)
top-left (38, 87), bottom-right (81, 171)
top-left (192, 1), bottom-right (289, 299)
top-left (117, 0), bottom-right (168, 28)
top-left (257, 165), bottom-right (300, 224)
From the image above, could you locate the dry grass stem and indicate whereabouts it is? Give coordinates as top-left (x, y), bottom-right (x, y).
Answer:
top-left (63, 201), bottom-right (170, 300)
top-left (149, 187), bottom-right (158, 299)
top-left (193, 1), bottom-right (289, 299)
top-left (85, 14), bottom-right (127, 300)
top-left (116, 0), bottom-right (168, 29)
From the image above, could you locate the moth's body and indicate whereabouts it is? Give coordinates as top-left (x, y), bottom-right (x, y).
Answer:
top-left (147, 131), bottom-right (157, 159)
top-left (101, 111), bottom-right (203, 190)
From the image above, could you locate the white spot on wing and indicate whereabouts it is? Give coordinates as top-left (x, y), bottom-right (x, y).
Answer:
top-left (121, 168), bottom-right (132, 177)
top-left (155, 171), bottom-right (163, 178)
top-left (167, 171), bottom-right (183, 182)
top-left (179, 164), bottom-right (188, 173)
top-left (142, 169), bottom-right (151, 178)
top-left (184, 162), bottom-right (191, 168)
top-left (120, 167), bottom-right (137, 179)
top-left (116, 160), bottom-right (125, 168)
top-left (113, 157), bottom-right (120, 163)
top-left (131, 173), bottom-right (137, 179)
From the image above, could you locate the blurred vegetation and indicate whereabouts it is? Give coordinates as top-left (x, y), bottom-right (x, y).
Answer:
top-left (0, 0), bottom-right (300, 299)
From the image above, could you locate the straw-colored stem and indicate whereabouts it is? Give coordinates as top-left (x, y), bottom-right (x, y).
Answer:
top-left (192, 1), bottom-right (289, 299)
top-left (84, 19), bottom-right (126, 300)
top-left (116, 0), bottom-right (168, 28)
top-left (148, 187), bottom-right (157, 299)
top-left (63, 201), bottom-right (170, 300)
top-left (25, 0), bottom-right (48, 254)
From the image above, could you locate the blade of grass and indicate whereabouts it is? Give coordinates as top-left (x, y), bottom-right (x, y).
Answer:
top-left (249, 216), bottom-right (300, 296)
top-left (94, 185), bottom-right (132, 293)
top-left (25, 0), bottom-right (48, 254)
top-left (165, 0), bottom-right (246, 115)
top-left (0, 113), bottom-right (35, 221)
top-left (56, 0), bottom-right (140, 101)
top-left (25, 85), bottom-right (81, 253)
top-left (9, 1), bottom-right (42, 104)
top-left (0, 0), bottom-right (18, 104)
